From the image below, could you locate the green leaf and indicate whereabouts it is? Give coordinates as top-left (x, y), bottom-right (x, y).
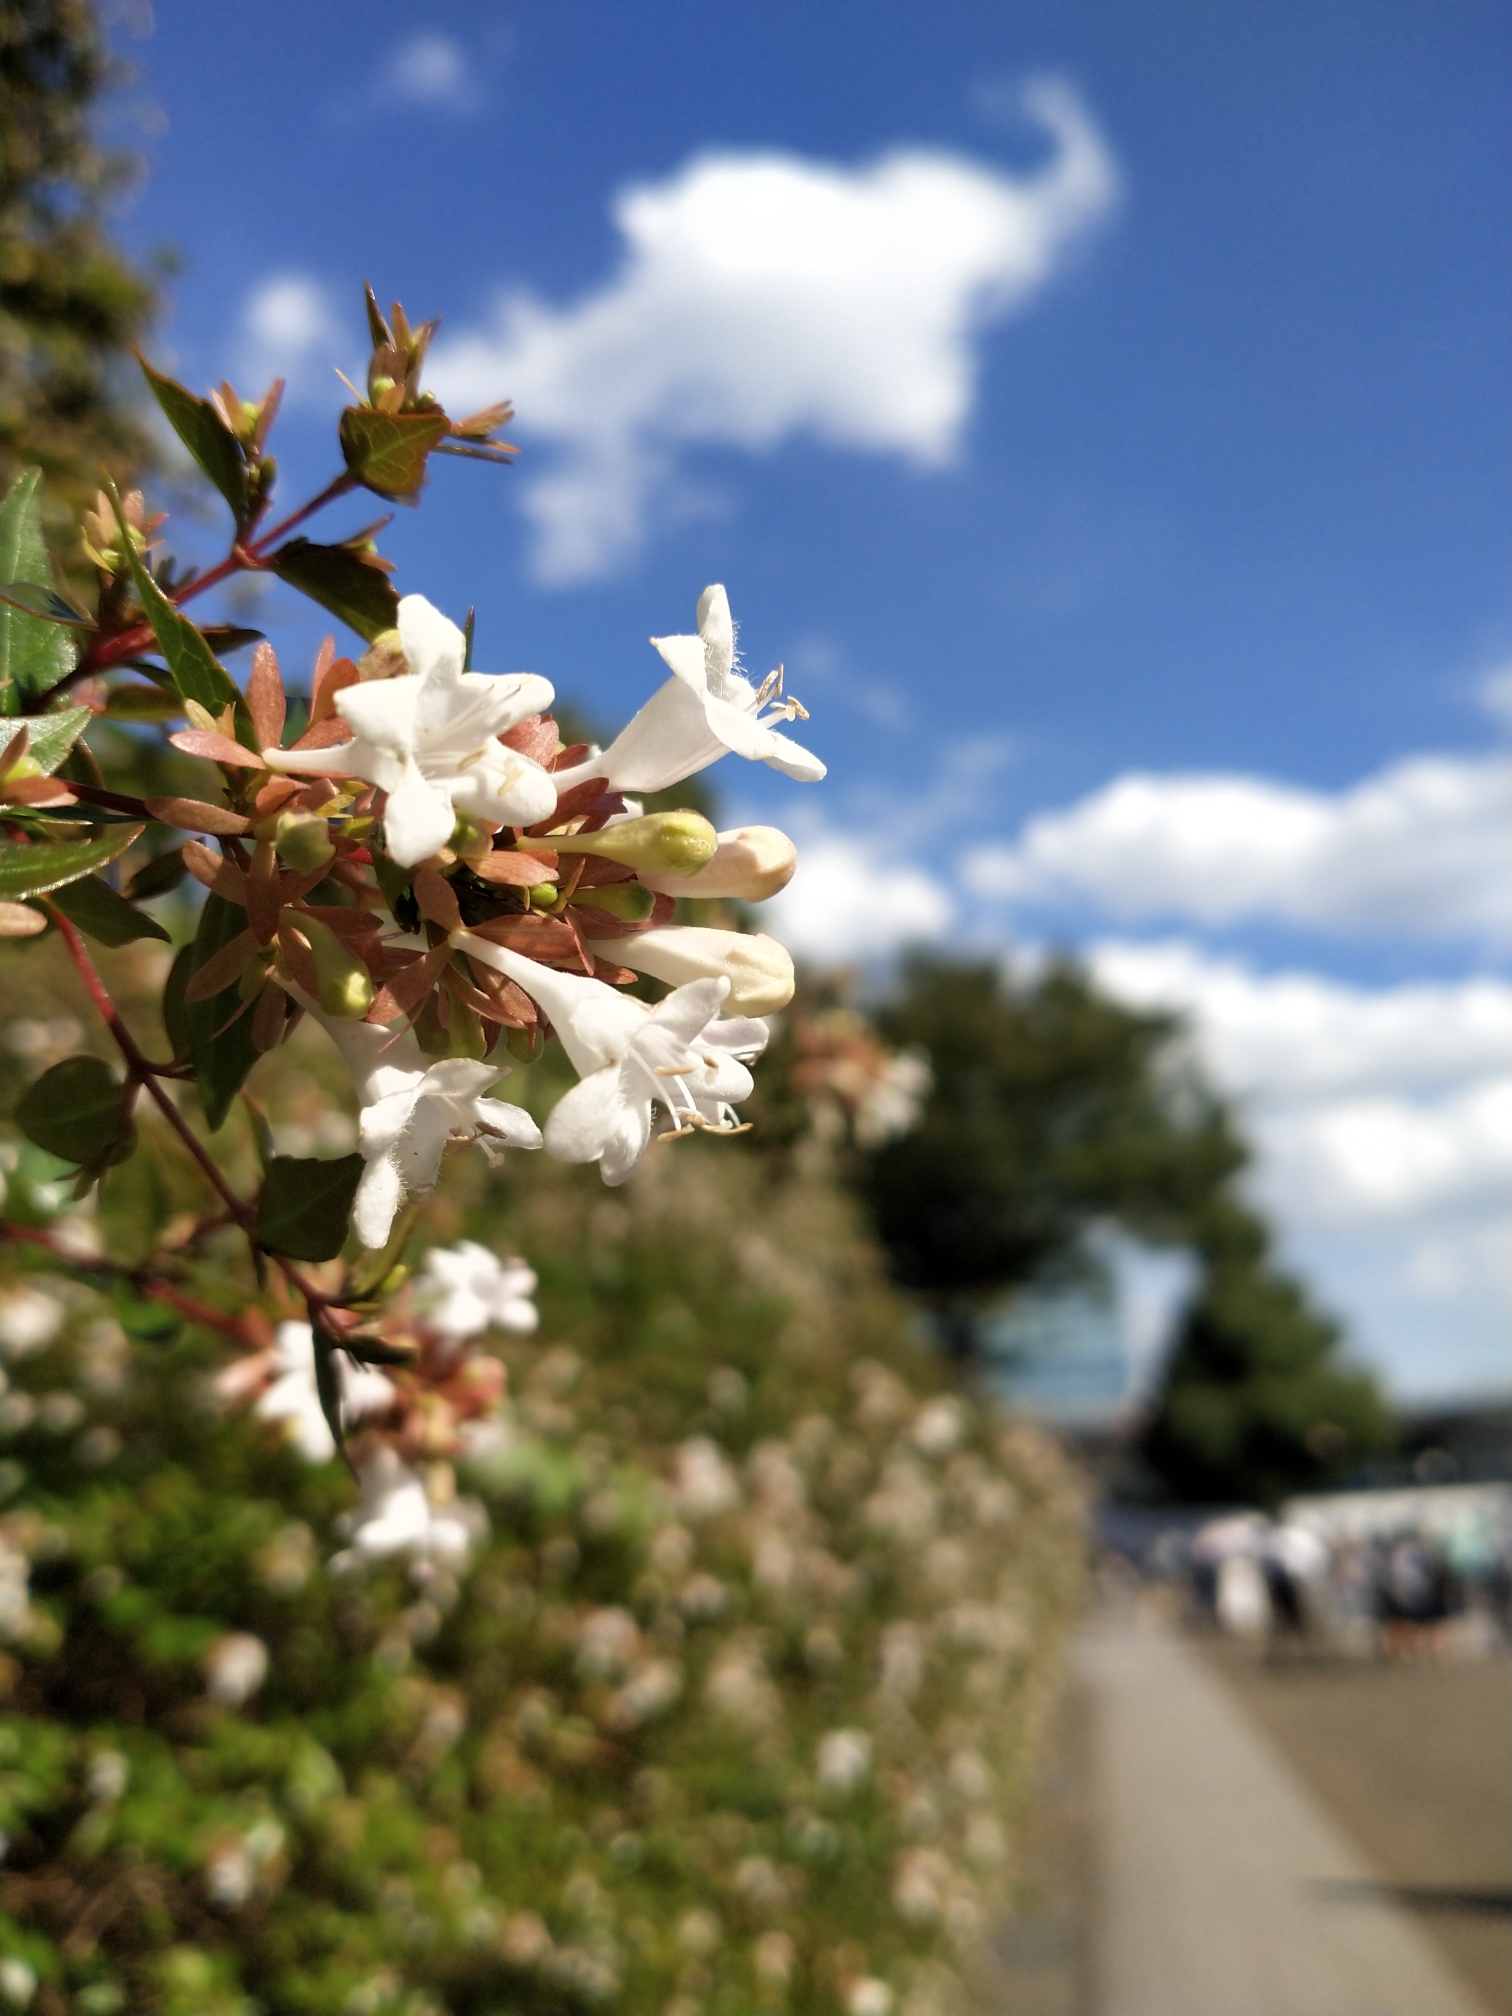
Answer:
top-left (338, 407), bottom-right (448, 500)
top-left (137, 354), bottom-right (251, 522)
top-left (15, 1056), bottom-right (134, 1168)
top-left (0, 822), bottom-right (143, 900)
top-left (124, 849), bottom-right (188, 901)
top-left (0, 581), bottom-right (89, 625)
top-left (256, 1154), bottom-right (363, 1261)
top-left (271, 537), bottom-right (400, 642)
top-left (21, 705), bottom-right (93, 776)
top-left (0, 471), bottom-right (78, 714)
top-left (109, 484), bottom-right (252, 743)
top-left (184, 892), bottom-right (259, 1129)
top-left (49, 874), bottom-right (170, 946)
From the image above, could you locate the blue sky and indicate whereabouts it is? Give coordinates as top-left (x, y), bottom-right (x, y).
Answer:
top-left (109, 2), bottom-right (1509, 1402)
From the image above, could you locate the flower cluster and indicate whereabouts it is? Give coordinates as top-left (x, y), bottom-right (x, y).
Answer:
top-left (0, 291), bottom-right (821, 1490)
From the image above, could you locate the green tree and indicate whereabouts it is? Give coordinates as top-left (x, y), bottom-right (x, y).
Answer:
top-left (0, 0), bottom-right (161, 563)
top-left (861, 955), bottom-right (1242, 1338)
top-left (1138, 1197), bottom-right (1393, 1506)
top-left (855, 954), bottom-right (1392, 1498)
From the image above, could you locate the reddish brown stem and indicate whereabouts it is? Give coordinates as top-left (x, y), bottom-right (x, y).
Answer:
top-left (45, 905), bottom-right (332, 1321)
top-left (0, 1222), bottom-right (250, 1343)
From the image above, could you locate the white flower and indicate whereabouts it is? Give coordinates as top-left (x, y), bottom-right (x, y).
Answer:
top-left (451, 931), bottom-right (766, 1184)
top-left (314, 1015), bottom-right (541, 1247)
top-left (552, 584), bottom-right (824, 796)
top-left (416, 1241), bottom-right (538, 1341)
top-left (255, 1321), bottom-right (395, 1463)
top-left (267, 595), bottom-right (557, 866)
top-left (203, 1631), bottom-right (269, 1709)
top-left (332, 1446), bottom-right (483, 1569)
top-left (816, 1727), bottom-right (873, 1797)
top-left (589, 925), bottom-right (795, 1016)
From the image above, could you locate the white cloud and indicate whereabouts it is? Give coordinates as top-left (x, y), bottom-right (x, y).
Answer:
top-left (376, 32), bottom-right (479, 111)
top-left (1087, 940), bottom-right (1512, 1100)
top-left (965, 751), bottom-right (1510, 943)
top-left (767, 832), bottom-right (954, 963)
top-left (238, 274), bottom-right (348, 399)
top-left (428, 78), bottom-right (1118, 582)
top-left (1088, 939), bottom-right (1512, 1400)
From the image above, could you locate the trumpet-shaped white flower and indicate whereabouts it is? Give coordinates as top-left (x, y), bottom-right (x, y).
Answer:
top-left (314, 1014), bottom-right (541, 1247)
top-left (416, 1241), bottom-right (538, 1341)
top-left (267, 594), bottom-right (557, 866)
top-left (254, 1321), bottom-right (395, 1463)
top-left (452, 930), bottom-right (767, 1184)
top-left (590, 925), bottom-right (795, 1015)
top-left (332, 1445), bottom-right (484, 1569)
top-left (552, 585), bottom-right (824, 797)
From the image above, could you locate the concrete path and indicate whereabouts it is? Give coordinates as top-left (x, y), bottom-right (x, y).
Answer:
top-left (1077, 1618), bottom-right (1485, 2016)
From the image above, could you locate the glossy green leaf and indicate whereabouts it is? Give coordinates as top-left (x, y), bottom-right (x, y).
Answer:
top-left (137, 354), bottom-right (251, 522)
top-left (110, 485), bottom-right (252, 742)
top-left (0, 822), bottom-right (143, 900)
top-left (338, 407), bottom-right (448, 499)
top-left (271, 537), bottom-right (400, 642)
top-left (49, 873), bottom-right (170, 946)
top-left (256, 1154), bottom-right (363, 1261)
top-left (184, 892), bottom-right (259, 1129)
top-left (22, 705), bottom-right (94, 775)
top-left (125, 849), bottom-right (189, 901)
top-left (15, 1056), bottom-right (134, 1168)
top-left (0, 581), bottom-right (89, 624)
top-left (0, 471), bottom-right (78, 713)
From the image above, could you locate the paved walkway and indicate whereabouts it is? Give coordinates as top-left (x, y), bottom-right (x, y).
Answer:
top-left (1077, 1618), bottom-right (1484, 2016)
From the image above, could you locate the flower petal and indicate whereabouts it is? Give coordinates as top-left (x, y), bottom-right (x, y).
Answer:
top-left (398, 594), bottom-right (466, 683)
top-left (354, 1152), bottom-right (404, 1249)
top-left (382, 757), bottom-right (456, 867)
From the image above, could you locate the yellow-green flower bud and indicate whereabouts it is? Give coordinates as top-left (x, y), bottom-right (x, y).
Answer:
top-left (639, 825), bottom-right (797, 903)
top-left (527, 883), bottom-right (559, 909)
top-left (298, 915), bottom-right (374, 1019)
top-left (539, 810), bottom-right (717, 877)
top-left (568, 880), bottom-right (656, 923)
top-left (273, 810), bottom-right (335, 874)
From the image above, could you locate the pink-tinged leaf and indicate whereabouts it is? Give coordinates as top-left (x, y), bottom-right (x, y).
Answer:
top-left (296, 903), bottom-right (382, 943)
top-left (0, 901), bottom-right (47, 938)
top-left (170, 728), bottom-right (268, 769)
top-left (461, 960), bottom-right (538, 1028)
top-left (251, 978), bottom-right (289, 1052)
top-left (145, 796), bottom-right (251, 835)
top-left (413, 861), bottom-right (462, 930)
top-left (500, 713), bottom-right (560, 765)
top-left (311, 650), bottom-right (360, 724)
top-left (253, 776), bottom-right (300, 817)
top-left (0, 727), bottom-right (28, 773)
top-left (184, 927), bottom-right (260, 1002)
top-left (539, 779), bottom-right (619, 827)
top-left (181, 841), bottom-right (248, 902)
top-left (469, 847), bottom-right (558, 887)
top-left (367, 942), bottom-right (452, 1023)
top-left (288, 714), bottom-right (355, 755)
top-left (276, 922), bottom-right (320, 1000)
top-left (591, 956), bottom-right (638, 987)
top-left (247, 837), bottom-right (281, 946)
top-left (248, 642), bottom-right (286, 750)
top-left (1, 776), bottom-right (77, 808)
top-left (465, 912), bottom-right (579, 962)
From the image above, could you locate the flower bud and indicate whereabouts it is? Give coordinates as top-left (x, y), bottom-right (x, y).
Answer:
top-left (538, 811), bottom-right (717, 878)
top-left (273, 810), bottom-right (335, 875)
top-left (297, 915), bottom-right (374, 1019)
top-left (639, 826), bottom-right (797, 903)
top-left (590, 926), bottom-right (794, 1016)
top-left (527, 883), bottom-right (559, 909)
top-left (568, 880), bottom-right (656, 923)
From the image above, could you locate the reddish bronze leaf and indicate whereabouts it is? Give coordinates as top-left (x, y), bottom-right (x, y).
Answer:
top-left (248, 641), bottom-right (287, 751)
top-left (144, 798), bottom-right (251, 835)
top-left (169, 728), bottom-right (268, 769)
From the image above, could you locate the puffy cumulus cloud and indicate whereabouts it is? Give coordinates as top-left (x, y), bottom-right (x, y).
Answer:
top-left (1088, 938), bottom-right (1512, 1399)
top-left (965, 752), bottom-right (1511, 944)
top-left (767, 833), bottom-right (954, 963)
top-left (1087, 940), bottom-right (1512, 1101)
top-left (238, 274), bottom-right (349, 401)
top-left (428, 79), bottom-right (1118, 581)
